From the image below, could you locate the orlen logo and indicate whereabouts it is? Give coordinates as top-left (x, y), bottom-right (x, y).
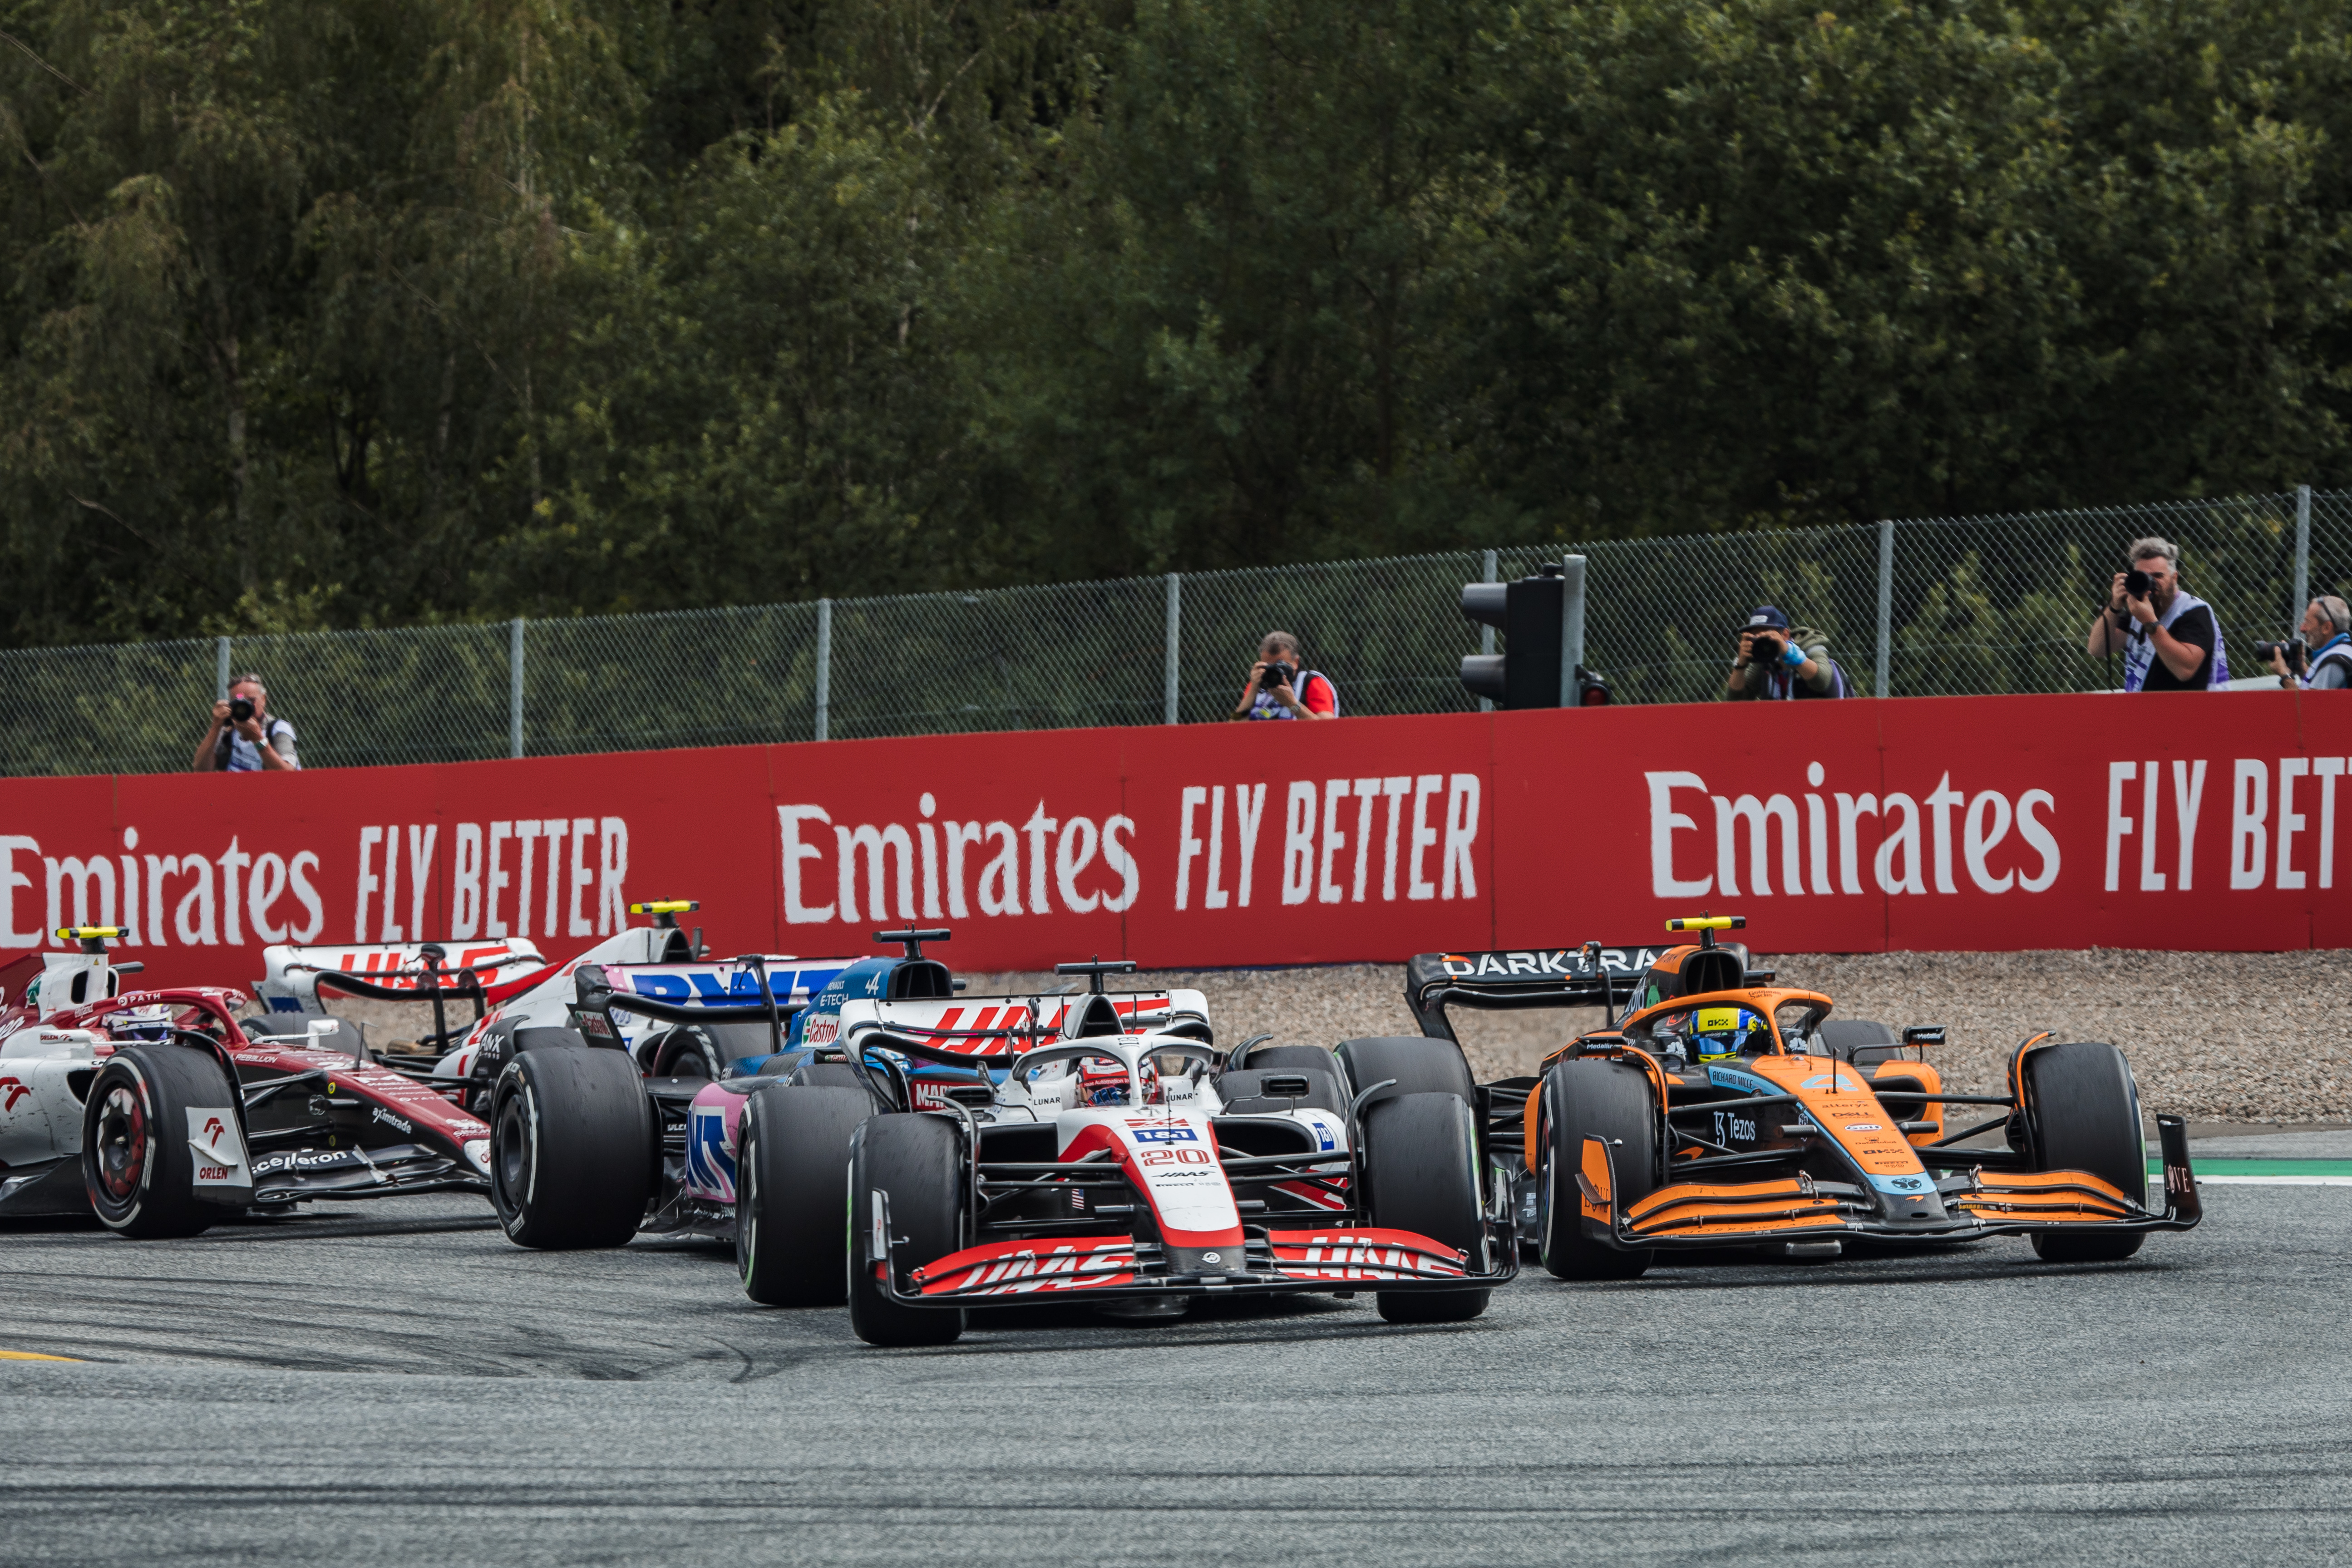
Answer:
top-left (202, 1116), bottom-right (227, 1148)
top-left (0, 1077), bottom-right (28, 1111)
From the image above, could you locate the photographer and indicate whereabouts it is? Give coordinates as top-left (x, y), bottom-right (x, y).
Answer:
top-left (1722, 606), bottom-right (1849, 700)
top-left (2263, 597), bottom-right (2352, 690)
top-left (192, 674), bottom-right (300, 772)
top-left (1229, 631), bottom-right (1338, 721)
top-left (2086, 537), bottom-right (2228, 691)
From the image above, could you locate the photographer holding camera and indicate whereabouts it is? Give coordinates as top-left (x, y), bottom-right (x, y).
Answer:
top-left (1230, 631), bottom-right (1339, 721)
top-left (193, 673), bottom-right (300, 772)
top-left (1722, 606), bottom-right (1850, 700)
top-left (2259, 597), bottom-right (2352, 690)
top-left (2086, 537), bottom-right (2227, 691)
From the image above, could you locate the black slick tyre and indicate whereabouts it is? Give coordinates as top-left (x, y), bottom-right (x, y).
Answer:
top-left (1334, 1036), bottom-right (1476, 1111)
top-left (738, 1085), bottom-right (872, 1306)
top-left (846, 1114), bottom-right (968, 1346)
top-left (1538, 1058), bottom-right (1659, 1282)
top-left (489, 1045), bottom-right (654, 1249)
top-left (81, 1045), bottom-right (238, 1239)
top-left (1360, 1092), bottom-right (1489, 1324)
top-left (2024, 1041), bottom-right (2147, 1263)
top-left (1232, 1044), bottom-right (1340, 1076)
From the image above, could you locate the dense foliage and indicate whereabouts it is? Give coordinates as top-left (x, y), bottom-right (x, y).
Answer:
top-left (2, 0), bottom-right (2349, 643)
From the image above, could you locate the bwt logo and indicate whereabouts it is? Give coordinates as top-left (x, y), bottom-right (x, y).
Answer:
top-left (1646, 766), bottom-right (2060, 899)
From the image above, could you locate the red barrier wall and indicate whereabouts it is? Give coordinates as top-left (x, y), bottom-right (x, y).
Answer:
top-left (5, 691), bottom-right (2347, 986)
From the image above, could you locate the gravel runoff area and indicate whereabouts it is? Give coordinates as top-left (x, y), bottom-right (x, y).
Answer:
top-left (971, 948), bottom-right (2352, 1124)
top-left (297, 948), bottom-right (2352, 1125)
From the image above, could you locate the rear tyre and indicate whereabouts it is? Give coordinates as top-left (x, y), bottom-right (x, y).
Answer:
top-left (738, 1086), bottom-right (873, 1306)
top-left (81, 1045), bottom-right (238, 1239)
top-left (1360, 1092), bottom-right (1489, 1323)
top-left (789, 1062), bottom-right (870, 1092)
top-left (847, 1115), bottom-right (967, 1346)
top-left (1230, 1044), bottom-right (1339, 1076)
top-left (489, 1046), bottom-right (654, 1249)
top-left (1334, 1036), bottom-right (1476, 1111)
top-left (2024, 1041), bottom-right (2147, 1263)
top-left (1538, 1058), bottom-right (1659, 1282)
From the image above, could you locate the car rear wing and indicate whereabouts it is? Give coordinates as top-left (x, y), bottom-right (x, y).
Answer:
top-left (258, 940), bottom-right (552, 1016)
top-left (834, 988), bottom-right (1213, 1060)
top-left (1405, 945), bottom-right (1775, 1041)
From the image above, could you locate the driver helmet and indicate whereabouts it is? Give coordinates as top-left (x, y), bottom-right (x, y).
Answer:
top-left (1685, 1004), bottom-right (1770, 1061)
top-left (1075, 1055), bottom-right (1161, 1107)
top-left (104, 1004), bottom-right (177, 1043)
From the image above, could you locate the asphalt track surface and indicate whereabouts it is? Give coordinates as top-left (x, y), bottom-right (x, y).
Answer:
top-left (4, 1181), bottom-right (2349, 1567)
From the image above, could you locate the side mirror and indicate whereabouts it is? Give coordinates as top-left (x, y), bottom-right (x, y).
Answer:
top-left (1902, 1025), bottom-right (1946, 1047)
top-left (1260, 1074), bottom-right (1312, 1100)
top-left (942, 1083), bottom-right (994, 1108)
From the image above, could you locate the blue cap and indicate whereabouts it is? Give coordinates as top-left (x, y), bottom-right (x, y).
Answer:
top-left (1743, 606), bottom-right (1791, 633)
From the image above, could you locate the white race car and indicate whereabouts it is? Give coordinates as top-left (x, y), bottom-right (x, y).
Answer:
top-left (488, 956), bottom-right (1521, 1344)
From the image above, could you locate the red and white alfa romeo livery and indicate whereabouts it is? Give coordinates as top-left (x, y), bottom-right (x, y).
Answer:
top-left (0, 928), bottom-right (499, 1235)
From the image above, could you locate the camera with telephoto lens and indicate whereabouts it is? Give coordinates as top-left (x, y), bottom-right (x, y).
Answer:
top-left (1260, 661), bottom-right (1297, 690)
top-left (2254, 637), bottom-right (2307, 668)
top-left (2124, 568), bottom-right (2155, 599)
top-left (227, 696), bottom-right (255, 723)
top-left (1748, 632), bottom-right (1784, 662)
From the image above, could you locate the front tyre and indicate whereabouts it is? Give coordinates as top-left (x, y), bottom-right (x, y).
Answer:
top-left (846, 1115), bottom-right (967, 1347)
top-left (2024, 1041), bottom-right (2147, 1263)
top-left (738, 1085), bottom-right (873, 1307)
top-left (81, 1045), bottom-right (239, 1239)
top-left (1538, 1059), bottom-right (1659, 1282)
top-left (1360, 1092), bottom-right (1489, 1324)
top-left (489, 1046), bottom-right (654, 1250)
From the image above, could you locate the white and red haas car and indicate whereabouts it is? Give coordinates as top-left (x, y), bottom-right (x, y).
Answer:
top-left (490, 951), bottom-right (1521, 1345)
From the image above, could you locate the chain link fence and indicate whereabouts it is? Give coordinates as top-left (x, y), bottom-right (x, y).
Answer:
top-left (1, 488), bottom-right (2336, 777)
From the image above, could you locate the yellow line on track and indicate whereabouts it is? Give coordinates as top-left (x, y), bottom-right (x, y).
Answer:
top-left (0, 1350), bottom-right (82, 1361)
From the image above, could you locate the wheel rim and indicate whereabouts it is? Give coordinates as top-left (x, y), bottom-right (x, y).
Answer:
top-left (93, 1083), bottom-right (148, 1207)
top-left (738, 1134), bottom-right (758, 1282)
top-left (493, 1091), bottom-right (533, 1213)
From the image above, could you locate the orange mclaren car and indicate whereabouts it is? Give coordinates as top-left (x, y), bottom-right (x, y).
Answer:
top-left (1408, 917), bottom-right (2200, 1278)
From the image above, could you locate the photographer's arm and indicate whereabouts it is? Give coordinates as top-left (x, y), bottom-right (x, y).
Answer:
top-left (256, 728), bottom-right (298, 771)
top-left (2146, 621), bottom-right (2207, 683)
top-left (191, 701), bottom-right (229, 772)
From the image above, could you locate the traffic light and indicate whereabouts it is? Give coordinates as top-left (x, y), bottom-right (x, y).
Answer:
top-left (1460, 559), bottom-right (1611, 708)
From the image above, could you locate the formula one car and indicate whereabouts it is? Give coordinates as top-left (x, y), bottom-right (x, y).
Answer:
top-left (1411, 917), bottom-right (2200, 1277)
top-left (0, 928), bottom-right (501, 1235)
top-left (741, 957), bottom-right (1515, 1345)
top-left (487, 937), bottom-right (1516, 1341)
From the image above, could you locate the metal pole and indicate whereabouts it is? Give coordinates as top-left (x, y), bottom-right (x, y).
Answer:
top-left (1875, 518), bottom-right (1894, 698)
top-left (814, 598), bottom-right (833, 742)
top-left (1479, 550), bottom-right (1497, 713)
top-left (1559, 554), bottom-right (1587, 704)
top-left (215, 636), bottom-right (231, 701)
top-left (508, 618), bottom-right (525, 759)
top-left (2294, 483), bottom-right (2312, 628)
top-left (1164, 573), bottom-right (1181, 725)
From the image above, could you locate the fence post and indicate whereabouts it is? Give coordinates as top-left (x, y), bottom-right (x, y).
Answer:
top-left (1875, 519), bottom-right (1894, 698)
top-left (214, 636), bottom-right (231, 701)
top-left (1479, 550), bottom-right (1497, 713)
top-left (1163, 574), bottom-right (1181, 724)
top-left (814, 598), bottom-right (833, 742)
top-left (2295, 484), bottom-right (2312, 628)
top-left (1560, 555), bottom-right (1587, 700)
top-left (508, 618), bottom-right (525, 758)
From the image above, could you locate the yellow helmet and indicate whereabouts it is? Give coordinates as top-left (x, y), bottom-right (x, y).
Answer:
top-left (1679, 1005), bottom-right (1770, 1062)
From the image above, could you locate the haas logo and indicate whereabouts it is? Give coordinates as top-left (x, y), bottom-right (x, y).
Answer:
top-left (0, 1077), bottom-right (28, 1111)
